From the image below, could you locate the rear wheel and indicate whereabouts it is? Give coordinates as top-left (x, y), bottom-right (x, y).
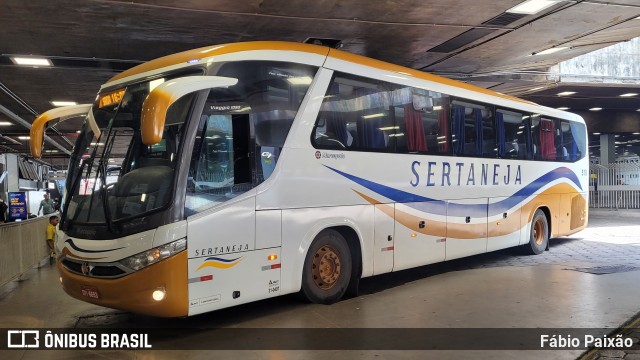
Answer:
top-left (525, 209), bottom-right (548, 255)
top-left (301, 229), bottom-right (352, 304)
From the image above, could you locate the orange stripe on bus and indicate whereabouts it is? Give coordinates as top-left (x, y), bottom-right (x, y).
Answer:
top-left (353, 182), bottom-right (584, 239)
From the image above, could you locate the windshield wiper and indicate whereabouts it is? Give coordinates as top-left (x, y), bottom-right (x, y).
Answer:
top-left (61, 160), bottom-right (87, 227)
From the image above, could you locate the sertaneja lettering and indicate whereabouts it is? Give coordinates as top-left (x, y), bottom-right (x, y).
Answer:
top-left (410, 161), bottom-right (522, 188)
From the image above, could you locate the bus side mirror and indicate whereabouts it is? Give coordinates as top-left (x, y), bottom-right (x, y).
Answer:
top-left (30, 104), bottom-right (93, 158)
top-left (140, 76), bottom-right (238, 146)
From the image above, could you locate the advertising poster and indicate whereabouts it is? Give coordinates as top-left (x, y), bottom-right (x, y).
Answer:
top-left (8, 191), bottom-right (27, 220)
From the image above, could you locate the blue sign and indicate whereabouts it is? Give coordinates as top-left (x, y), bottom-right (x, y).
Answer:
top-left (8, 192), bottom-right (27, 220)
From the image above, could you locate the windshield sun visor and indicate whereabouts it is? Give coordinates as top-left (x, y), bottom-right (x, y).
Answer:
top-left (141, 76), bottom-right (238, 145)
top-left (30, 104), bottom-right (95, 158)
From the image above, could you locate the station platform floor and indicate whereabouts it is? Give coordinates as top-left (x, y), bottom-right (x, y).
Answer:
top-left (2, 211), bottom-right (640, 359)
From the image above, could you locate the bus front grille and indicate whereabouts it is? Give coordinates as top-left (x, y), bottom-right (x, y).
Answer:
top-left (61, 258), bottom-right (128, 278)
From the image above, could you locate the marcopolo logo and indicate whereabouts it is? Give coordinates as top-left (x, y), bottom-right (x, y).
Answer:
top-left (315, 151), bottom-right (345, 160)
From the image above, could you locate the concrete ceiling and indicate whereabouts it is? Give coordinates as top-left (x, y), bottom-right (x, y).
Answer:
top-left (1, 0), bottom-right (640, 168)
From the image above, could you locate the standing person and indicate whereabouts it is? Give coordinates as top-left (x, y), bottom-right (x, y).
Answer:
top-left (0, 198), bottom-right (7, 224)
top-left (46, 215), bottom-right (59, 265)
top-left (38, 193), bottom-right (55, 216)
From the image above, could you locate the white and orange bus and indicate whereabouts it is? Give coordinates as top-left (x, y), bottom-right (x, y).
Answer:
top-left (31, 41), bottom-right (588, 317)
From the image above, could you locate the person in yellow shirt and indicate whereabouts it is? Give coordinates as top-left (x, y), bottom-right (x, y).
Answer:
top-left (47, 215), bottom-right (59, 265)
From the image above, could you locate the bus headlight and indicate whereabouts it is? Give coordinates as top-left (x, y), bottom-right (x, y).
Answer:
top-left (119, 238), bottom-right (187, 271)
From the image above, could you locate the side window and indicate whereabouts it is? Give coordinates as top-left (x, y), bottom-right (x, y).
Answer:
top-left (185, 61), bottom-right (317, 216)
top-left (531, 114), bottom-right (556, 161)
top-left (537, 117), bottom-right (556, 160)
top-left (451, 100), bottom-right (495, 157)
top-left (496, 109), bottom-right (530, 160)
top-left (312, 73), bottom-right (451, 155)
top-left (394, 89), bottom-right (451, 155)
top-left (313, 73), bottom-right (397, 152)
top-left (558, 120), bottom-right (585, 161)
top-left (569, 121), bottom-right (586, 161)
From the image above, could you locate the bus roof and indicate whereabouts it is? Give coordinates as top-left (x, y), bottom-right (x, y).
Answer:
top-left (106, 41), bottom-right (535, 106)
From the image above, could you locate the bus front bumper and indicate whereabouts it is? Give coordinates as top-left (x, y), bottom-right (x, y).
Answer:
top-left (58, 251), bottom-right (188, 318)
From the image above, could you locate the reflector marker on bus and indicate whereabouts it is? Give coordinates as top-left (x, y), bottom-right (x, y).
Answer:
top-left (381, 246), bottom-right (394, 252)
top-left (262, 264), bottom-right (281, 271)
top-left (188, 275), bottom-right (213, 284)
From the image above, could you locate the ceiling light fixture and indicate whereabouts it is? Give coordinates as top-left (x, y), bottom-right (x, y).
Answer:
top-left (557, 91), bottom-right (576, 96)
top-left (286, 76), bottom-right (313, 85)
top-left (362, 113), bottom-right (385, 119)
top-left (17, 136), bottom-right (30, 140)
top-left (593, 133), bottom-right (601, 135)
top-left (557, 107), bottom-right (569, 110)
top-left (50, 101), bottom-right (78, 107)
top-left (10, 57), bottom-right (52, 66)
top-left (0, 121), bottom-right (12, 126)
top-left (620, 93), bottom-right (638, 97)
top-left (507, 0), bottom-right (559, 14)
top-left (533, 47), bottom-right (569, 56)
top-left (589, 107), bottom-right (602, 111)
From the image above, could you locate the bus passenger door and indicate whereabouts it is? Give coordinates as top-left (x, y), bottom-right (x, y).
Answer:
top-left (373, 203), bottom-right (394, 275)
top-left (393, 201), bottom-right (446, 271)
top-left (487, 196), bottom-right (523, 252)
top-left (446, 198), bottom-right (488, 260)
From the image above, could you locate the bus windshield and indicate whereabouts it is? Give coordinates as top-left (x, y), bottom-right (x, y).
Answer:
top-left (62, 77), bottom-right (195, 237)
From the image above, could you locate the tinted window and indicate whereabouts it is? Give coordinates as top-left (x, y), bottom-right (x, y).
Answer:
top-left (313, 73), bottom-right (451, 155)
top-left (451, 100), bottom-right (495, 157)
top-left (185, 61), bottom-right (317, 216)
top-left (313, 73), bottom-right (397, 152)
top-left (496, 109), bottom-right (531, 160)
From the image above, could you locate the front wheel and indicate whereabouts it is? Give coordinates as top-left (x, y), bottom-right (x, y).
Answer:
top-left (301, 229), bottom-right (352, 304)
top-left (524, 209), bottom-right (548, 255)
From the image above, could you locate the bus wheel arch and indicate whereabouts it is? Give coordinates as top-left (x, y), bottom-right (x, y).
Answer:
top-left (525, 207), bottom-right (550, 255)
top-left (300, 226), bottom-right (361, 304)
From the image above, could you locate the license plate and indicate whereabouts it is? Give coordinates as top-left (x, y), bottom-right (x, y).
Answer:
top-left (80, 285), bottom-right (100, 299)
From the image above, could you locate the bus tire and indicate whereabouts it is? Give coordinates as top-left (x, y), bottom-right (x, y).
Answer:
top-left (525, 209), bottom-right (548, 255)
top-left (301, 229), bottom-right (352, 304)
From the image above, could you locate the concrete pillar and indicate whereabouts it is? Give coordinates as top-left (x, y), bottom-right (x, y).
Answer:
top-left (600, 134), bottom-right (616, 166)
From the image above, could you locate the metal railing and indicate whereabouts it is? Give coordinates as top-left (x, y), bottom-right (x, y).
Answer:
top-left (0, 216), bottom-right (51, 287)
top-left (590, 162), bottom-right (640, 209)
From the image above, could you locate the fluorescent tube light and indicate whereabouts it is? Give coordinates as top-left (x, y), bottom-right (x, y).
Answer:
top-left (362, 113), bottom-right (385, 119)
top-left (286, 76), bottom-right (313, 85)
top-left (11, 57), bottom-right (52, 66)
top-left (534, 47), bottom-right (568, 56)
top-left (50, 101), bottom-right (78, 107)
top-left (507, 0), bottom-right (558, 15)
